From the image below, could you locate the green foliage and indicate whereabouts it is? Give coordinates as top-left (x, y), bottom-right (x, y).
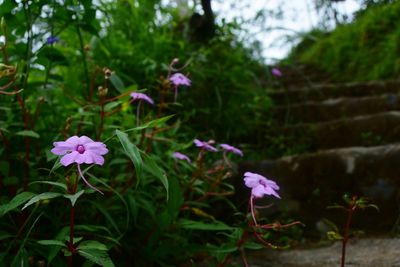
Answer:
top-left (0, 1), bottom-right (282, 266)
top-left (288, 1), bottom-right (400, 81)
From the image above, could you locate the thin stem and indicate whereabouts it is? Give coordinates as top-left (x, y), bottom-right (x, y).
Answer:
top-left (67, 171), bottom-right (79, 267)
top-left (136, 101), bottom-right (142, 127)
top-left (240, 249), bottom-right (249, 267)
top-left (250, 196), bottom-right (258, 226)
top-left (97, 101), bottom-right (105, 139)
top-left (341, 208), bottom-right (354, 267)
top-left (174, 85), bottom-right (178, 102)
top-left (77, 164), bottom-right (103, 194)
top-left (75, 25), bottom-right (90, 95)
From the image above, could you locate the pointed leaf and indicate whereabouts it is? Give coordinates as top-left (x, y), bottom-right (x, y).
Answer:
top-left (29, 181), bottom-right (68, 192)
top-left (143, 154), bottom-right (168, 200)
top-left (15, 130), bottom-right (40, 138)
top-left (124, 115), bottom-right (175, 132)
top-left (22, 192), bottom-right (62, 210)
top-left (115, 130), bottom-right (142, 183)
top-left (78, 248), bottom-right (115, 267)
top-left (78, 240), bottom-right (108, 251)
top-left (109, 73), bottom-right (124, 93)
top-left (38, 240), bottom-right (67, 247)
top-left (178, 219), bottom-right (234, 231)
top-left (63, 190), bottom-right (85, 207)
top-left (0, 191), bottom-right (36, 217)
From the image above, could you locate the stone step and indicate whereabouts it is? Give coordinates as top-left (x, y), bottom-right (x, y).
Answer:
top-left (273, 94), bottom-right (400, 124)
top-left (280, 111), bottom-right (400, 151)
top-left (247, 238), bottom-right (400, 267)
top-left (239, 144), bottom-right (400, 234)
top-left (269, 80), bottom-right (400, 105)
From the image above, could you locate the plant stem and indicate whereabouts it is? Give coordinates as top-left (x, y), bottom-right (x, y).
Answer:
top-left (1, 24), bottom-right (31, 191)
top-left (341, 208), bottom-right (354, 267)
top-left (67, 172), bottom-right (79, 266)
top-left (75, 25), bottom-right (90, 96)
top-left (98, 102), bottom-right (105, 139)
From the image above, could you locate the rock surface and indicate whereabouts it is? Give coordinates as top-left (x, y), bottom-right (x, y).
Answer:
top-left (247, 238), bottom-right (400, 267)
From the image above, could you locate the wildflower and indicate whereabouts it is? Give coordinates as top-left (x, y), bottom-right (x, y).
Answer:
top-left (170, 73), bottom-right (191, 87)
top-left (46, 36), bottom-right (59, 45)
top-left (51, 136), bottom-right (108, 194)
top-left (130, 92), bottom-right (154, 105)
top-left (244, 172), bottom-right (280, 199)
top-left (220, 144), bottom-right (243, 157)
top-left (169, 73), bottom-right (191, 102)
top-left (193, 139), bottom-right (217, 152)
top-left (130, 92), bottom-right (154, 126)
top-left (172, 152), bottom-right (191, 163)
top-left (271, 67), bottom-right (282, 77)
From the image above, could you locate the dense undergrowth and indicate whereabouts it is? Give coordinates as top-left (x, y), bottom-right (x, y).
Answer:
top-left (0, 1), bottom-right (294, 266)
top-left (287, 1), bottom-right (400, 81)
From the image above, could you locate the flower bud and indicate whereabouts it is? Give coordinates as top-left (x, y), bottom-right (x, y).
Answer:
top-left (103, 67), bottom-right (112, 79)
top-left (97, 86), bottom-right (108, 97)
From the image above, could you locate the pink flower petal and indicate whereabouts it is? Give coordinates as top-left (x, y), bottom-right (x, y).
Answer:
top-left (60, 151), bottom-right (79, 166)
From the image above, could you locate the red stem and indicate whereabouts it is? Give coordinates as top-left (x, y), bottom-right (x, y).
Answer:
top-left (341, 207), bottom-right (354, 267)
top-left (2, 41), bottom-right (31, 191)
top-left (67, 173), bottom-right (79, 266)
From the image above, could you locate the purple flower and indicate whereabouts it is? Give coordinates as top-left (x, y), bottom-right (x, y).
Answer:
top-left (244, 172), bottom-right (280, 199)
top-left (271, 67), bottom-right (282, 77)
top-left (220, 144), bottom-right (243, 157)
top-left (51, 136), bottom-right (108, 166)
top-left (51, 136), bottom-right (108, 194)
top-left (172, 152), bottom-right (191, 163)
top-left (130, 92), bottom-right (154, 105)
top-left (46, 36), bottom-right (59, 45)
top-left (169, 73), bottom-right (191, 87)
top-left (194, 139), bottom-right (217, 152)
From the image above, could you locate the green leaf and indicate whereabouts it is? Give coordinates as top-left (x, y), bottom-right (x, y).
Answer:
top-left (142, 154), bottom-right (168, 200)
top-left (89, 201), bottom-right (121, 235)
top-left (243, 241), bottom-right (264, 250)
top-left (166, 176), bottom-right (183, 218)
top-left (48, 227), bottom-right (69, 264)
top-left (104, 101), bottom-right (120, 112)
top-left (78, 240), bottom-right (108, 251)
top-left (15, 130), bottom-right (40, 138)
top-left (63, 190), bottom-right (85, 207)
top-left (22, 192), bottom-right (62, 210)
top-left (115, 130), bottom-right (142, 183)
top-left (109, 73), bottom-right (124, 93)
top-left (327, 231), bottom-right (343, 240)
top-left (29, 181), bottom-right (68, 192)
top-left (38, 240), bottom-right (66, 247)
top-left (125, 115), bottom-right (175, 132)
top-left (178, 219), bottom-right (234, 231)
top-left (0, 191), bottom-right (36, 217)
top-left (78, 248), bottom-right (115, 267)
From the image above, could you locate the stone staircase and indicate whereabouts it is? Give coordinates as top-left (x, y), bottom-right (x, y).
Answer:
top-left (241, 75), bottom-right (400, 235)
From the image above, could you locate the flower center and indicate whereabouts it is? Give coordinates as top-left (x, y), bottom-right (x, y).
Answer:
top-left (76, 144), bottom-right (85, 154)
